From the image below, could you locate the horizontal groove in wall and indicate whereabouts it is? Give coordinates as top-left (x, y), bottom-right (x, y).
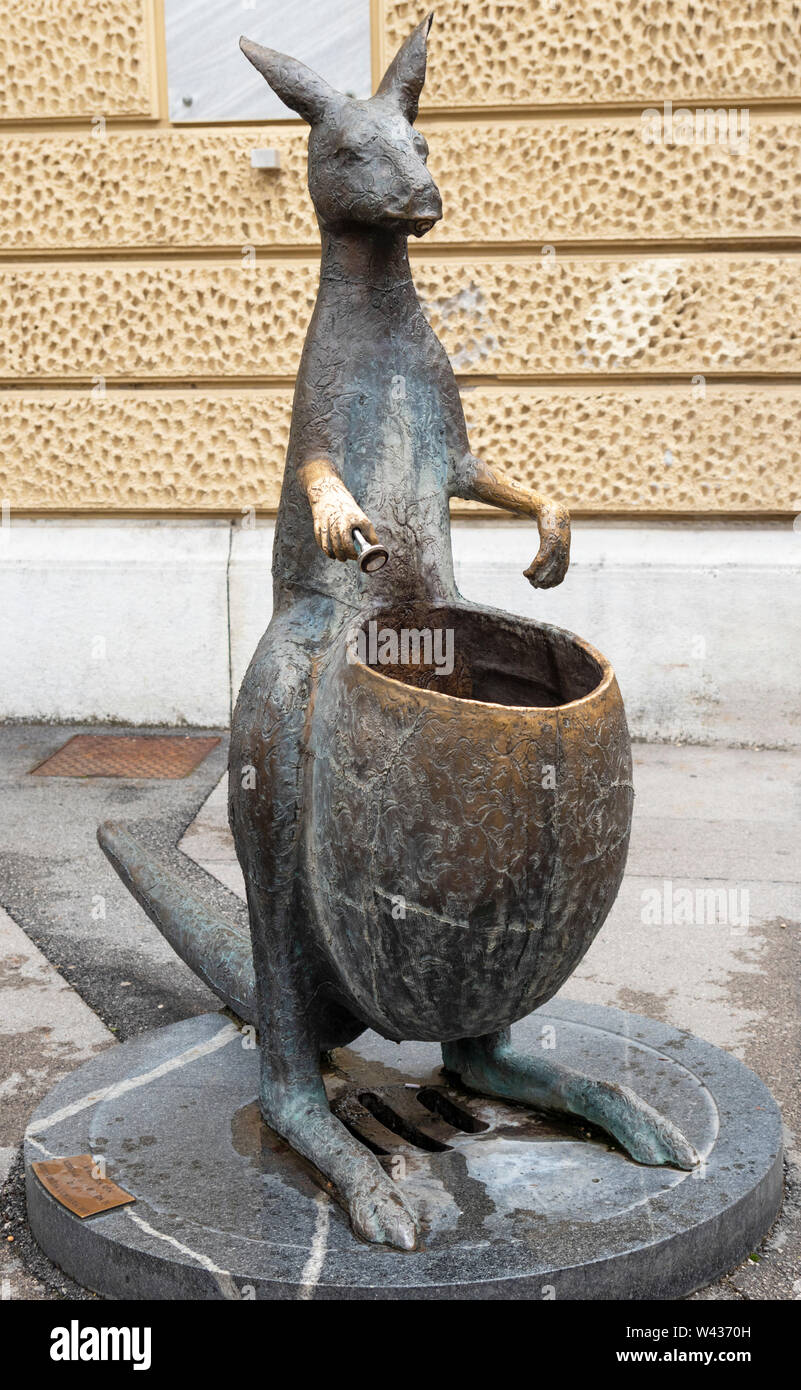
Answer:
top-left (3, 112), bottom-right (799, 140)
top-left (92, 100), bottom-right (801, 130)
top-left (7, 509), bottom-right (792, 523)
top-left (5, 103), bottom-right (801, 134)
top-left (6, 247), bottom-right (801, 268)
top-left (2, 241), bottom-right (801, 263)
top-left (0, 117), bottom-right (165, 133)
top-left (5, 382), bottom-right (801, 398)
top-left (6, 375), bottom-right (801, 391)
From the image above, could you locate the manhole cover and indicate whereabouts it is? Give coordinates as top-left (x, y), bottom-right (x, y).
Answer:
top-left (31, 734), bottom-right (220, 780)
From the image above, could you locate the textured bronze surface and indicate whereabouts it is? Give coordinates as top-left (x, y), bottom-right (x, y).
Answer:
top-left (33, 734), bottom-right (220, 779)
top-left (99, 15), bottom-right (697, 1255)
top-left (31, 1155), bottom-right (135, 1219)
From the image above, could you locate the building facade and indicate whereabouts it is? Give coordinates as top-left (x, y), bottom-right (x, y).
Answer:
top-left (1, 2), bottom-right (799, 740)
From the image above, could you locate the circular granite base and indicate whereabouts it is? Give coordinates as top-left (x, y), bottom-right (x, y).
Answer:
top-left (25, 1001), bottom-right (783, 1300)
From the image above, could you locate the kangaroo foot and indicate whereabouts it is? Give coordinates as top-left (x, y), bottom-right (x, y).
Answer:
top-left (263, 1093), bottom-right (419, 1250)
top-left (442, 1034), bottom-right (698, 1171)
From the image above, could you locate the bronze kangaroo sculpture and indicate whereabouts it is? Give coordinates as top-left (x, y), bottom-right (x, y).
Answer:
top-left (101, 14), bottom-right (696, 1254)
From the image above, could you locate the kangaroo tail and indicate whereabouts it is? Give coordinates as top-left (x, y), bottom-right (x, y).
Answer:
top-left (97, 821), bottom-right (256, 1025)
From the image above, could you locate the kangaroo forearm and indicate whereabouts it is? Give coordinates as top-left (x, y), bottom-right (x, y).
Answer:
top-left (462, 457), bottom-right (541, 518)
top-left (458, 455), bottom-right (570, 588)
top-left (474, 471), bottom-right (540, 517)
top-left (464, 457), bottom-right (569, 534)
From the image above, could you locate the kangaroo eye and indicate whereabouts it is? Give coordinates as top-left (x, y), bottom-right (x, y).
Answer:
top-left (414, 138), bottom-right (429, 163)
top-left (339, 147), bottom-right (362, 166)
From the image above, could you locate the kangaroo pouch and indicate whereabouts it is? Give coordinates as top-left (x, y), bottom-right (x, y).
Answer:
top-left (306, 603), bottom-right (633, 1041)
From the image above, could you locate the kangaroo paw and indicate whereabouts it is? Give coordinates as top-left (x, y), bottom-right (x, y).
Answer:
top-left (348, 1171), bottom-right (419, 1251)
top-left (443, 1039), bottom-right (699, 1172)
top-left (574, 1077), bottom-right (699, 1170)
top-left (264, 1095), bottom-right (420, 1251)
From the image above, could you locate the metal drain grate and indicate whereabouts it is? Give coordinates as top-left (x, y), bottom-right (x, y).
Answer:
top-left (327, 1079), bottom-right (590, 1160)
top-left (331, 1084), bottom-right (491, 1156)
top-left (31, 734), bottom-right (221, 780)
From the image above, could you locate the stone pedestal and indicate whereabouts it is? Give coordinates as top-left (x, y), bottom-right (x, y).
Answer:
top-left (25, 1000), bottom-right (782, 1300)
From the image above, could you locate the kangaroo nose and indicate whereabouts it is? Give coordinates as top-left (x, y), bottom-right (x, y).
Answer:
top-left (409, 184), bottom-right (442, 236)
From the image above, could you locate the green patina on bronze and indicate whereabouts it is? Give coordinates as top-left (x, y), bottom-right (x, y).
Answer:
top-left (100, 13), bottom-right (697, 1252)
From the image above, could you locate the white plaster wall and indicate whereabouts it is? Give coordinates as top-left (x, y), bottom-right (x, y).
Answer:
top-left (0, 520), bottom-right (231, 725)
top-left (227, 522), bottom-right (275, 710)
top-left (451, 520), bottom-right (801, 748)
top-left (2, 518), bottom-right (798, 745)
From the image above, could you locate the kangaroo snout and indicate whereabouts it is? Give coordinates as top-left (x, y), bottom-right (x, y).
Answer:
top-left (411, 210), bottom-right (440, 236)
top-left (394, 178), bottom-right (442, 236)
top-left (409, 185), bottom-right (443, 236)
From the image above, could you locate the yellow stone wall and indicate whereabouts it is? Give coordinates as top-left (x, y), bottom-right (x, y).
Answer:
top-left (1, 0), bottom-right (798, 516)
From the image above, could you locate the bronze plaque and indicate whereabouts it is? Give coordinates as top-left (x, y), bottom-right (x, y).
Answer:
top-left (32, 1155), bottom-right (135, 1218)
top-left (31, 734), bottom-right (220, 780)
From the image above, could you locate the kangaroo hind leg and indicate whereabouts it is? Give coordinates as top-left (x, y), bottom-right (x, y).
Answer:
top-left (247, 885), bottom-right (418, 1251)
top-left (230, 609), bottom-right (418, 1250)
top-left (443, 1031), bottom-right (698, 1170)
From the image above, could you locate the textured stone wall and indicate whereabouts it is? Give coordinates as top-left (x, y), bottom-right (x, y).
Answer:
top-left (0, 1), bottom-right (798, 516)
top-left (0, 1), bottom-right (157, 120)
top-left (1, 387), bottom-right (794, 512)
top-left (384, 1), bottom-right (801, 108)
top-left (2, 119), bottom-right (799, 251)
top-left (3, 257), bottom-right (801, 381)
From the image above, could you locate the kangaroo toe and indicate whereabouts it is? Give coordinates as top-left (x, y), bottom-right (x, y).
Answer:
top-left (592, 1082), bottom-right (700, 1171)
top-left (349, 1173), bottom-right (419, 1251)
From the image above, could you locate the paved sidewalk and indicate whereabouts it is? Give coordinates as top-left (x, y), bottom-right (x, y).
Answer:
top-left (0, 723), bottom-right (226, 1298)
top-left (0, 905), bottom-right (114, 1298)
top-left (0, 724), bottom-right (798, 1299)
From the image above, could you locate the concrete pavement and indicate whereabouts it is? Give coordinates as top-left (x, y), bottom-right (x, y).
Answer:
top-left (0, 722), bottom-right (226, 1298)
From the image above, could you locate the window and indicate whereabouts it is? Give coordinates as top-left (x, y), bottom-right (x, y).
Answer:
top-left (165, 0), bottom-right (373, 122)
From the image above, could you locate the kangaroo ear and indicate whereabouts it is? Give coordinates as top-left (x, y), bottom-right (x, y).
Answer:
top-left (239, 37), bottom-right (340, 125)
top-left (375, 11), bottom-right (433, 123)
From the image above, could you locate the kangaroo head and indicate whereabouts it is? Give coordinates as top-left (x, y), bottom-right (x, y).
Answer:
top-left (240, 13), bottom-right (442, 237)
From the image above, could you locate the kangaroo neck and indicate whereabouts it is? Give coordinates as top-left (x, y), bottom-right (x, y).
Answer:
top-left (318, 223), bottom-right (415, 299)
